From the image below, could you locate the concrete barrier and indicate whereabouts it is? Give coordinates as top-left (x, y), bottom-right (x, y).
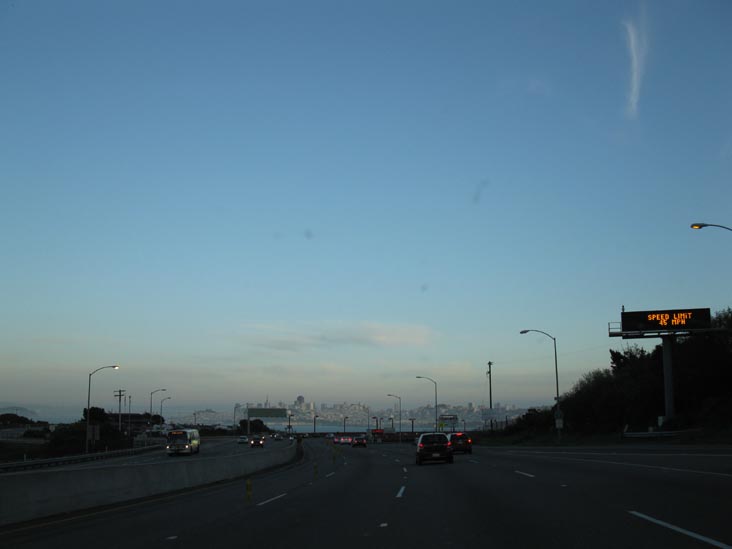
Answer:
top-left (0, 441), bottom-right (297, 527)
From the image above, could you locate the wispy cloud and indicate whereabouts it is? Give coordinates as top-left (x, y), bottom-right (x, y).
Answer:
top-left (240, 322), bottom-right (436, 353)
top-left (623, 13), bottom-right (648, 119)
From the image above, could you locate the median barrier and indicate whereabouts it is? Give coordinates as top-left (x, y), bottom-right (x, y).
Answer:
top-left (0, 441), bottom-right (297, 527)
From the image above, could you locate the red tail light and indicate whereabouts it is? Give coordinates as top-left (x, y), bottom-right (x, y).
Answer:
top-left (418, 443), bottom-right (424, 449)
top-left (447, 441), bottom-right (452, 447)
top-left (468, 438), bottom-right (472, 443)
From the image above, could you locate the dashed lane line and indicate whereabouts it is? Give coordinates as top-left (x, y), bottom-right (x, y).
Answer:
top-left (396, 486), bottom-right (406, 498)
top-left (256, 493), bottom-right (287, 507)
top-left (514, 470), bottom-right (535, 478)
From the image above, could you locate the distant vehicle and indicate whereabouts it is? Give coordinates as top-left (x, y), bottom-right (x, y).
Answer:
top-left (166, 429), bottom-right (201, 455)
top-left (332, 435), bottom-right (341, 444)
top-left (447, 432), bottom-right (472, 454)
top-left (351, 435), bottom-right (367, 447)
top-left (325, 433), bottom-right (335, 439)
top-left (250, 436), bottom-right (265, 448)
top-left (237, 435), bottom-right (249, 444)
top-left (415, 433), bottom-right (452, 465)
top-left (273, 433), bottom-right (283, 441)
top-left (340, 435), bottom-right (353, 445)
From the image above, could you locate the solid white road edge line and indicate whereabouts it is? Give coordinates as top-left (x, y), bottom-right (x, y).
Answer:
top-left (628, 511), bottom-right (731, 549)
top-left (514, 470), bottom-right (535, 478)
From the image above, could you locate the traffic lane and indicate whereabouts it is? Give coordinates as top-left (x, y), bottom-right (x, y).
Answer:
top-left (469, 446), bottom-right (732, 547)
top-left (45, 437), bottom-right (266, 470)
top-left (491, 445), bottom-right (732, 475)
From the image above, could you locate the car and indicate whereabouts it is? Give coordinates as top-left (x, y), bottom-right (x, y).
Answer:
top-left (250, 436), bottom-right (265, 448)
top-left (237, 435), bottom-right (249, 444)
top-left (351, 435), bottom-right (367, 447)
top-left (340, 435), bottom-right (353, 445)
top-left (415, 433), bottom-right (453, 465)
top-left (332, 435), bottom-right (341, 444)
top-left (447, 432), bottom-right (472, 454)
top-left (273, 433), bottom-right (283, 441)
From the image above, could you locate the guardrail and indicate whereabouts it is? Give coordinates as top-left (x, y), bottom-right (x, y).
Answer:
top-left (622, 429), bottom-right (702, 439)
top-left (0, 444), bottom-right (164, 473)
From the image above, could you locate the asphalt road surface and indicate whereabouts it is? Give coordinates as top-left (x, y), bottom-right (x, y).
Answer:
top-left (2, 440), bottom-right (731, 548)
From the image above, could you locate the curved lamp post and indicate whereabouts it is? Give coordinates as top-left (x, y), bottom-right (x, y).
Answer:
top-left (387, 393), bottom-right (402, 443)
top-left (160, 396), bottom-right (172, 425)
top-left (86, 365), bottom-right (119, 453)
top-left (416, 376), bottom-right (438, 432)
top-left (149, 389), bottom-right (166, 425)
top-left (519, 329), bottom-right (560, 407)
top-left (690, 222), bottom-right (732, 233)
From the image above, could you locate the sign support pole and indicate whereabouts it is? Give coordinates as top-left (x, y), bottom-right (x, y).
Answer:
top-left (662, 335), bottom-right (675, 421)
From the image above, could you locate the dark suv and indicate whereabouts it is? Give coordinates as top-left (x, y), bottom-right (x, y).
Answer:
top-left (448, 432), bottom-right (472, 454)
top-left (415, 433), bottom-right (453, 465)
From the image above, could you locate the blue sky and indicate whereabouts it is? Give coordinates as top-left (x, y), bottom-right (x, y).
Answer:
top-left (1, 1), bottom-right (731, 421)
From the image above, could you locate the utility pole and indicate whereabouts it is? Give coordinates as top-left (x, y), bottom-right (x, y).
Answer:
top-left (487, 362), bottom-right (493, 409)
top-left (114, 389), bottom-right (126, 431)
top-left (127, 395), bottom-right (132, 438)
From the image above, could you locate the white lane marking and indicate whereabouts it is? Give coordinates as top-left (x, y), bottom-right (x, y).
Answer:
top-left (402, 467), bottom-right (408, 473)
top-left (469, 459), bottom-right (479, 464)
top-left (396, 486), bottom-right (406, 498)
top-left (256, 493), bottom-right (287, 506)
top-left (166, 536), bottom-right (178, 540)
top-left (395, 459), bottom-right (401, 463)
top-left (515, 450), bottom-right (732, 458)
top-left (513, 454), bottom-right (732, 479)
top-left (628, 511), bottom-right (732, 548)
top-left (379, 523), bottom-right (388, 528)
top-left (515, 470), bottom-right (535, 478)
top-left (326, 472), bottom-right (335, 478)
top-left (560, 484), bottom-right (568, 488)
top-left (382, 454), bottom-right (388, 457)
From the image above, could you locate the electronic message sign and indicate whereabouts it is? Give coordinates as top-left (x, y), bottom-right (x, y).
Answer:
top-left (621, 308), bottom-right (711, 334)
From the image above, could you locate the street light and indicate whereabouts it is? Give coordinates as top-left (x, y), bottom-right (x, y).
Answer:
top-left (690, 222), bottom-right (732, 232)
top-left (343, 416), bottom-right (349, 433)
top-left (149, 389), bottom-right (166, 425)
top-left (416, 376), bottom-right (438, 432)
top-left (85, 365), bottom-right (120, 453)
top-left (522, 329), bottom-right (563, 438)
top-left (372, 416), bottom-right (379, 430)
top-left (313, 414), bottom-right (319, 435)
top-left (387, 394), bottom-right (402, 443)
top-left (160, 397), bottom-right (172, 425)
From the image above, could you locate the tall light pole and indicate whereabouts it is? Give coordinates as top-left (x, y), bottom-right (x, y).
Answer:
top-left (416, 376), bottom-right (438, 432)
top-left (86, 365), bottom-right (120, 453)
top-left (387, 393), bottom-right (402, 443)
top-left (372, 416), bottom-right (379, 430)
top-left (343, 416), bottom-right (348, 433)
top-left (521, 329), bottom-right (562, 443)
top-left (149, 389), bottom-right (166, 425)
top-left (313, 414), bottom-right (319, 435)
top-left (691, 222), bottom-right (732, 233)
top-left (160, 397), bottom-right (172, 425)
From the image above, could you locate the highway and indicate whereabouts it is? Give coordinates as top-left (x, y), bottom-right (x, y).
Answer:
top-left (39, 436), bottom-right (283, 471)
top-left (2, 440), bottom-right (731, 548)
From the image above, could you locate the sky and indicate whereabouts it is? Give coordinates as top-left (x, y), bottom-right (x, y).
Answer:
top-left (1, 0), bottom-right (731, 422)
